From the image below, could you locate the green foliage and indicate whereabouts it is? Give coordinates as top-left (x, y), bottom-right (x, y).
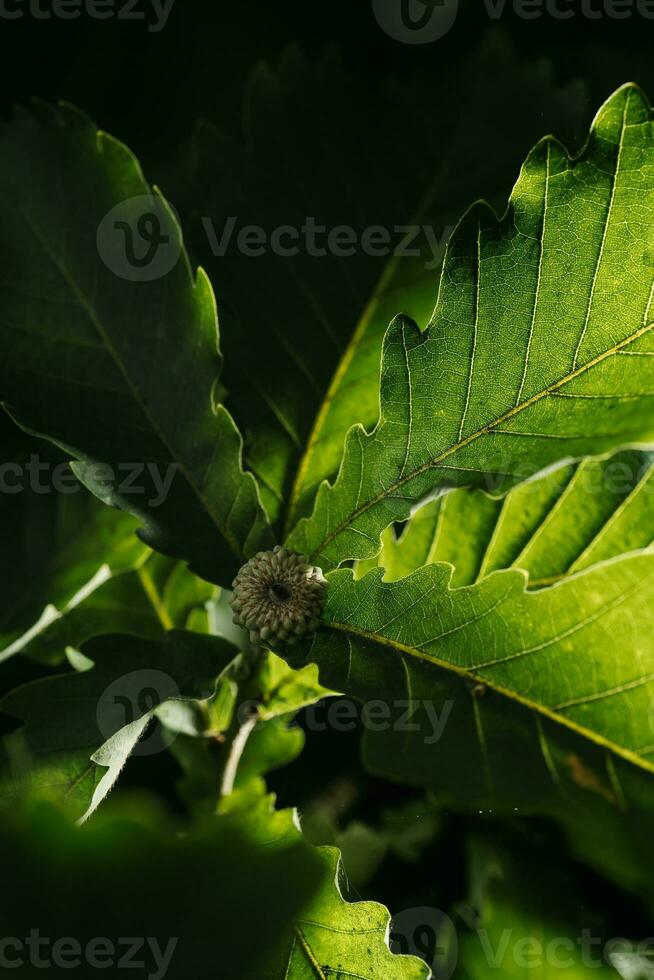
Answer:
top-left (164, 38), bottom-right (586, 532)
top-left (290, 551), bottom-right (654, 899)
top-left (0, 631), bottom-right (235, 820)
top-left (3, 65), bottom-right (654, 977)
top-left (363, 448), bottom-right (654, 586)
top-left (287, 85), bottom-right (654, 570)
top-left (0, 799), bottom-right (324, 979)
top-left (223, 792), bottom-right (430, 979)
top-left (0, 102), bottom-right (273, 588)
top-left (456, 831), bottom-right (625, 978)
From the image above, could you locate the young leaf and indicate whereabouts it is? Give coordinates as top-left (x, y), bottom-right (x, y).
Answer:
top-left (268, 847), bottom-right (430, 979)
top-left (219, 791), bottom-right (430, 979)
top-left (0, 631), bottom-right (236, 820)
top-left (167, 649), bottom-right (335, 814)
top-left (368, 447), bottom-right (654, 588)
top-left (0, 102), bottom-right (273, 588)
top-left (287, 85), bottom-right (654, 570)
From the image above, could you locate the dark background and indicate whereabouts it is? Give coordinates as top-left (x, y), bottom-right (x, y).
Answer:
top-left (2, 0), bottom-right (653, 167)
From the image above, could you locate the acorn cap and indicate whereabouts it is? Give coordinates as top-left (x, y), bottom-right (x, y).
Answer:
top-left (230, 546), bottom-right (328, 647)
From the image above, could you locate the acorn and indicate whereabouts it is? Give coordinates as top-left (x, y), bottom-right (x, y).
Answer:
top-left (230, 546), bottom-right (328, 646)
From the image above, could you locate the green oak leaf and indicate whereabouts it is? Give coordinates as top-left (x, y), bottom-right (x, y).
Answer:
top-left (0, 631), bottom-right (236, 821)
top-left (168, 649), bottom-right (335, 815)
top-left (288, 549), bottom-right (654, 905)
top-left (0, 799), bottom-right (325, 980)
top-left (0, 793), bottom-right (428, 980)
top-left (287, 84), bottom-right (654, 570)
top-left (217, 791), bottom-right (430, 980)
top-left (364, 447), bottom-right (654, 588)
top-left (284, 40), bottom-right (587, 531)
top-left (232, 654), bottom-right (335, 800)
top-left (335, 445), bottom-right (654, 905)
top-left (271, 847), bottom-right (430, 980)
top-left (0, 101), bottom-right (274, 588)
top-left (164, 39), bottom-right (585, 531)
top-left (252, 650), bottom-right (335, 721)
top-left (1, 525), bottom-right (216, 667)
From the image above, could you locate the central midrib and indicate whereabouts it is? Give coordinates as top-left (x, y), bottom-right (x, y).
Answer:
top-left (324, 610), bottom-right (654, 780)
top-left (21, 201), bottom-right (244, 561)
top-left (309, 319), bottom-right (654, 562)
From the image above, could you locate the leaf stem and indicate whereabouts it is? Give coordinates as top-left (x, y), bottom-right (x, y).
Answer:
top-left (217, 644), bottom-right (265, 798)
top-left (219, 712), bottom-right (258, 797)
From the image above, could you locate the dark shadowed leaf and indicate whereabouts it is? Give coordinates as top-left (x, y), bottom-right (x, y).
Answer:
top-left (0, 631), bottom-right (236, 820)
top-left (0, 102), bottom-right (273, 588)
